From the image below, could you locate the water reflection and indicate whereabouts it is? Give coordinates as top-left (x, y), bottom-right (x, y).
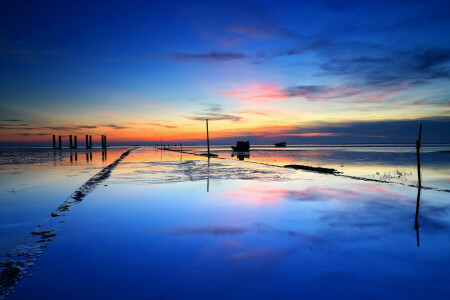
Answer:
top-left (231, 151), bottom-right (250, 161)
top-left (3, 146), bottom-right (450, 299)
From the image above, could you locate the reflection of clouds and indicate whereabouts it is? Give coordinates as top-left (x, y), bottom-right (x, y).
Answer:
top-left (172, 226), bottom-right (247, 235)
top-left (230, 247), bottom-right (280, 261)
top-left (222, 182), bottom-right (408, 206)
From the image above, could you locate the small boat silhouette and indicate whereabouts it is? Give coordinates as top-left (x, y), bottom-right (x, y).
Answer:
top-left (274, 142), bottom-right (287, 147)
top-left (231, 141), bottom-right (250, 151)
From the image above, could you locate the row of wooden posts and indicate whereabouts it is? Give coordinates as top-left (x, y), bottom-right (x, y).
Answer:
top-left (52, 135), bottom-right (107, 149)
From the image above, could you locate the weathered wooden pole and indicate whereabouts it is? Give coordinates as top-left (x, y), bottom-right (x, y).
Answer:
top-left (101, 135), bottom-right (104, 148)
top-left (74, 136), bottom-right (77, 148)
top-left (89, 135), bottom-right (92, 148)
top-left (86, 135), bottom-right (89, 149)
top-left (52, 135), bottom-right (56, 149)
top-left (58, 136), bottom-right (62, 149)
top-left (206, 119), bottom-right (210, 156)
top-left (104, 135), bottom-right (107, 148)
top-left (69, 135), bottom-right (73, 148)
top-left (416, 124), bottom-right (422, 187)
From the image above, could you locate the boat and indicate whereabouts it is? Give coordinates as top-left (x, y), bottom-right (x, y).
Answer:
top-left (274, 142), bottom-right (287, 147)
top-left (231, 141), bottom-right (250, 151)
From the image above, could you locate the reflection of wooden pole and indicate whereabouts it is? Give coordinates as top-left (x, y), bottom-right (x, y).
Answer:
top-left (414, 123), bottom-right (422, 247)
top-left (206, 119), bottom-right (210, 156)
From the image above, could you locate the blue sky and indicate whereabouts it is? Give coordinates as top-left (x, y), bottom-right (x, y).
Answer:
top-left (0, 0), bottom-right (449, 145)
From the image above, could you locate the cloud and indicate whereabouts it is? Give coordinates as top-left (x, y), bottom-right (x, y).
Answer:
top-left (281, 132), bottom-right (339, 137)
top-left (284, 85), bottom-right (362, 100)
top-left (77, 125), bottom-right (97, 129)
top-left (237, 109), bottom-right (268, 116)
top-left (147, 122), bottom-right (177, 129)
top-left (1, 119), bottom-right (22, 122)
top-left (17, 132), bottom-right (51, 136)
top-left (320, 47), bottom-right (450, 88)
top-left (103, 124), bottom-right (128, 130)
top-left (223, 84), bottom-right (362, 102)
top-left (184, 113), bottom-right (242, 122)
top-left (169, 51), bottom-right (247, 62)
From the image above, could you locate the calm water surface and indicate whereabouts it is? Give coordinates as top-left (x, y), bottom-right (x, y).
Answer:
top-left (1, 147), bottom-right (449, 299)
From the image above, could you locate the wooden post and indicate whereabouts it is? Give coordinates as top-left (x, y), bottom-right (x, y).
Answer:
top-left (74, 136), bottom-right (77, 148)
top-left (70, 135), bottom-right (73, 148)
top-left (86, 135), bottom-right (89, 149)
top-left (58, 136), bottom-right (62, 149)
top-left (180, 142), bottom-right (182, 152)
top-left (89, 136), bottom-right (92, 148)
top-left (104, 135), bottom-right (107, 148)
top-left (206, 119), bottom-right (210, 156)
top-left (416, 124), bottom-right (422, 187)
top-left (52, 135), bottom-right (56, 149)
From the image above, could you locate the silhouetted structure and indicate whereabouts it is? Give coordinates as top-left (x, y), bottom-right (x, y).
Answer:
top-left (69, 135), bottom-right (78, 149)
top-left (231, 141), bottom-right (250, 151)
top-left (102, 135), bottom-right (107, 149)
top-left (58, 136), bottom-right (62, 149)
top-left (206, 119), bottom-right (210, 156)
top-left (85, 135), bottom-right (92, 149)
top-left (52, 135), bottom-right (56, 149)
top-left (274, 142), bottom-right (287, 147)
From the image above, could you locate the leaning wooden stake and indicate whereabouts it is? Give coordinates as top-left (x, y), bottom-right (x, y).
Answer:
top-left (206, 119), bottom-right (210, 156)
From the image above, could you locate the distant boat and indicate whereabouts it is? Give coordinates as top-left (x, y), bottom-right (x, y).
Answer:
top-left (231, 141), bottom-right (250, 151)
top-left (274, 142), bottom-right (287, 147)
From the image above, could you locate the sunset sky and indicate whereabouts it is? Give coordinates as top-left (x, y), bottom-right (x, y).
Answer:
top-left (0, 0), bottom-right (449, 146)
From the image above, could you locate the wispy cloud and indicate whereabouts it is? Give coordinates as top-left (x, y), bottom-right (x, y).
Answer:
top-left (103, 124), bottom-right (128, 130)
top-left (184, 113), bottom-right (242, 122)
top-left (147, 122), bottom-right (177, 129)
top-left (222, 84), bottom-right (362, 102)
top-left (237, 109), bottom-right (268, 116)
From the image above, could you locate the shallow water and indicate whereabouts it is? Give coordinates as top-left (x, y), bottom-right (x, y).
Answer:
top-left (0, 148), bottom-right (129, 257)
top-left (0, 147), bottom-right (449, 299)
top-left (181, 144), bottom-right (450, 190)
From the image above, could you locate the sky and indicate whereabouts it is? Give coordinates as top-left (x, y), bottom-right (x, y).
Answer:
top-left (0, 0), bottom-right (449, 146)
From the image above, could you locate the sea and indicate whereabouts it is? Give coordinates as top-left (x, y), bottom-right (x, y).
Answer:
top-left (0, 144), bottom-right (449, 299)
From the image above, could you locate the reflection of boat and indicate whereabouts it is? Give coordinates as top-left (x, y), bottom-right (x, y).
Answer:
top-left (231, 141), bottom-right (250, 151)
top-left (274, 142), bottom-right (287, 147)
top-left (231, 151), bottom-right (250, 161)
